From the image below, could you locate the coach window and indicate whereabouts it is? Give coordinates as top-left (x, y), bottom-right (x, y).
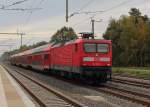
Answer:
top-left (44, 54), bottom-right (49, 60)
top-left (84, 43), bottom-right (96, 52)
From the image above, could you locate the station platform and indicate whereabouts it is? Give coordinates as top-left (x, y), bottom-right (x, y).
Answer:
top-left (0, 65), bottom-right (36, 107)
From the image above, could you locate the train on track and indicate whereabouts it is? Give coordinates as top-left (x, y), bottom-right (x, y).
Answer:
top-left (10, 33), bottom-right (112, 83)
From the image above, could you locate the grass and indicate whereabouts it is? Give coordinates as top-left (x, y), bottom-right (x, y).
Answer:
top-left (112, 67), bottom-right (150, 78)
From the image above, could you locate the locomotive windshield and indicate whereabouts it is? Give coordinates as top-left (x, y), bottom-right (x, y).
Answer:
top-left (97, 44), bottom-right (109, 53)
top-left (84, 43), bottom-right (96, 52)
top-left (84, 43), bottom-right (109, 53)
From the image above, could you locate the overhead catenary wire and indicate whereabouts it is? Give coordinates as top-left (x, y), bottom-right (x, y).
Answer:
top-left (69, 0), bottom-right (96, 18)
top-left (1, 8), bottom-right (42, 11)
top-left (71, 0), bottom-right (130, 27)
top-left (103, 0), bottom-right (130, 13)
top-left (71, 0), bottom-right (130, 17)
top-left (0, 32), bottom-right (50, 36)
top-left (16, 0), bottom-right (45, 41)
top-left (0, 0), bottom-right (42, 11)
top-left (22, 0), bottom-right (45, 29)
top-left (0, 0), bottom-right (28, 10)
top-left (78, 0), bottom-right (96, 12)
top-left (17, 0), bottom-right (37, 32)
top-left (4, 0), bottom-right (29, 8)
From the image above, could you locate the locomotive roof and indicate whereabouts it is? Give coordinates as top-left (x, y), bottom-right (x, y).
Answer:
top-left (75, 39), bottom-right (111, 43)
top-left (51, 39), bottom-right (111, 47)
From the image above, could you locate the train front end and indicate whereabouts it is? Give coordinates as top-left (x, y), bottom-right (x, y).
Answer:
top-left (80, 39), bottom-right (112, 83)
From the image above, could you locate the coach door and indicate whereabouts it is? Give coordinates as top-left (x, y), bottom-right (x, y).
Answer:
top-left (43, 53), bottom-right (50, 70)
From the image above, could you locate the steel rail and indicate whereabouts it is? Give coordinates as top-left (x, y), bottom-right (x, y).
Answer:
top-left (104, 84), bottom-right (150, 99)
top-left (92, 85), bottom-right (150, 106)
top-left (112, 76), bottom-right (150, 89)
top-left (3, 65), bottom-right (87, 107)
top-left (3, 65), bottom-right (47, 107)
top-left (4, 64), bottom-right (150, 106)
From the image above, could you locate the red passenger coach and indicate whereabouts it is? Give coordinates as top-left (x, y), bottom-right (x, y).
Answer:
top-left (10, 44), bottom-right (51, 71)
top-left (10, 34), bottom-right (112, 83)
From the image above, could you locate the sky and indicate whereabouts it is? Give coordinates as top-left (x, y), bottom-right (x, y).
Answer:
top-left (0, 0), bottom-right (150, 55)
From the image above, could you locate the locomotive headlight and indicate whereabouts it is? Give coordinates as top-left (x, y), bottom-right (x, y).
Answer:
top-left (100, 57), bottom-right (110, 62)
top-left (83, 57), bottom-right (94, 61)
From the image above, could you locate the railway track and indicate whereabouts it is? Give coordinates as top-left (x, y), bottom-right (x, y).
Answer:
top-left (4, 64), bottom-right (150, 107)
top-left (91, 84), bottom-right (150, 107)
top-left (112, 76), bottom-right (150, 89)
top-left (3, 65), bottom-right (86, 107)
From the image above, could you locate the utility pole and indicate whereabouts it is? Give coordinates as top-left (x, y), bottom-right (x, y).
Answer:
top-left (20, 33), bottom-right (23, 48)
top-left (19, 33), bottom-right (25, 49)
top-left (66, 0), bottom-right (68, 22)
top-left (91, 19), bottom-right (95, 36)
top-left (0, 32), bottom-right (25, 49)
top-left (90, 18), bottom-right (102, 38)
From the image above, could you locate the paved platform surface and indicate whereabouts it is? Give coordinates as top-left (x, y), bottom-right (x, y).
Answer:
top-left (0, 65), bottom-right (36, 107)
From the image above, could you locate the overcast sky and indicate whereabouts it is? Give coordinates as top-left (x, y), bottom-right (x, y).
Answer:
top-left (0, 0), bottom-right (150, 55)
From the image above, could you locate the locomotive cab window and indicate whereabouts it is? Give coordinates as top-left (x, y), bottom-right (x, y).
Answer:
top-left (84, 43), bottom-right (96, 52)
top-left (97, 44), bottom-right (109, 53)
top-left (44, 54), bottom-right (49, 60)
top-left (84, 43), bottom-right (109, 53)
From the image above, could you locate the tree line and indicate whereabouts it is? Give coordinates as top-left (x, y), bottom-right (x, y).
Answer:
top-left (103, 8), bottom-right (150, 67)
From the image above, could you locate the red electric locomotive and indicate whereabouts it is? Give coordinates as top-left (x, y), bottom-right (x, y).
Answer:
top-left (10, 33), bottom-right (112, 83)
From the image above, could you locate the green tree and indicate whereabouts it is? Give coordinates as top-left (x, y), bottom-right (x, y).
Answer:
top-left (31, 41), bottom-right (47, 48)
top-left (103, 8), bottom-right (150, 67)
top-left (129, 8), bottom-right (141, 17)
top-left (50, 26), bottom-right (77, 44)
top-left (20, 45), bottom-right (30, 51)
